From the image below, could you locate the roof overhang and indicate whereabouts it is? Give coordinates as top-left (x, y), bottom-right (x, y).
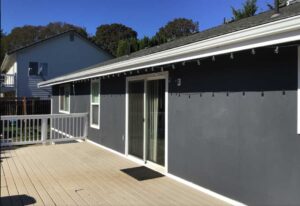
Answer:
top-left (39, 14), bottom-right (300, 88)
top-left (1, 53), bottom-right (16, 73)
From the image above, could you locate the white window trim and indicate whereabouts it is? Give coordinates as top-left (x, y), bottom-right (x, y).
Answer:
top-left (297, 46), bottom-right (300, 134)
top-left (90, 79), bottom-right (100, 129)
top-left (59, 84), bottom-right (70, 114)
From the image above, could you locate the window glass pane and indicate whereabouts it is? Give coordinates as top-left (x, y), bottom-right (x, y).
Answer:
top-left (92, 105), bottom-right (99, 125)
top-left (91, 81), bottom-right (99, 103)
top-left (29, 62), bottom-right (38, 75)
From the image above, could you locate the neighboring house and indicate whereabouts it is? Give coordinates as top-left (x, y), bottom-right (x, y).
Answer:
top-left (39, 2), bottom-right (300, 206)
top-left (0, 30), bottom-right (113, 99)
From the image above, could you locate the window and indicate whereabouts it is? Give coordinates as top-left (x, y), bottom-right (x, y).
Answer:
top-left (29, 62), bottom-right (38, 75)
top-left (59, 85), bottom-right (70, 113)
top-left (39, 63), bottom-right (48, 76)
top-left (90, 79), bottom-right (100, 129)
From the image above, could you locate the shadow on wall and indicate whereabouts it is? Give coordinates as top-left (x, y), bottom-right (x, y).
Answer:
top-left (169, 46), bottom-right (297, 94)
top-left (1, 195), bottom-right (36, 205)
top-left (53, 46), bottom-right (297, 96)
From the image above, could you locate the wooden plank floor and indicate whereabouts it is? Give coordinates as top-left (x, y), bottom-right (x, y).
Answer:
top-left (0, 142), bottom-right (231, 206)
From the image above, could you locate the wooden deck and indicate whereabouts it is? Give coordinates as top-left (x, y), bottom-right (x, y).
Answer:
top-left (0, 142), bottom-right (231, 206)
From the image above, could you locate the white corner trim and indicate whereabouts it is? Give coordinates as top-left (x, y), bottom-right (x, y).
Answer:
top-left (297, 46), bottom-right (300, 134)
top-left (86, 138), bottom-right (246, 206)
top-left (166, 173), bottom-right (247, 206)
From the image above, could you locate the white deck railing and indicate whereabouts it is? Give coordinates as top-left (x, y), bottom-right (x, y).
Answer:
top-left (0, 74), bottom-right (15, 88)
top-left (0, 113), bottom-right (88, 146)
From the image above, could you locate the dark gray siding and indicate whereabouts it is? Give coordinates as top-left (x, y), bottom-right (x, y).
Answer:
top-left (168, 47), bottom-right (300, 205)
top-left (52, 78), bottom-right (126, 154)
top-left (52, 46), bottom-right (300, 205)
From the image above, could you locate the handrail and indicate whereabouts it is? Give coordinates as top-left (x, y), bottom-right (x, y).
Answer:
top-left (1, 113), bottom-right (88, 120)
top-left (0, 113), bottom-right (88, 146)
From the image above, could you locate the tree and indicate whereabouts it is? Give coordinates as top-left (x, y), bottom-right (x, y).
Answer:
top-left (153, 18), bottom-right (199, 44)
top-left (116, 40), bottom-right (130, 57)
top-left (231, 0), bottom-right (258, 21)
top-left (39, 22), bottom-right (88, 38)
top-left (3, 22), bottom-right (88, 54)
top-left (116, 38), bottom-right (139, 57)
top-left (138, 36), bottom-right (150, 50)
top-left (94, 24), bottom-right (137, 56)
top-left (267, 0), bottom-right (285, 9)
top-left (1, 30), bottom-right (8, 63)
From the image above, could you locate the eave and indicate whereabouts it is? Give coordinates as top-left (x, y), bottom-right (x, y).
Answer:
top-left (39, 15), bottom-right (300, 88)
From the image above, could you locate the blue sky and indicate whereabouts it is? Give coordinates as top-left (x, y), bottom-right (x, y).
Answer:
top-left (2, 0), bottom-right (274, 38)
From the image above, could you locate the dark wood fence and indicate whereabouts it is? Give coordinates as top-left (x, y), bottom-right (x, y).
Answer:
top-left (0, 97), bottom-right (51, 115)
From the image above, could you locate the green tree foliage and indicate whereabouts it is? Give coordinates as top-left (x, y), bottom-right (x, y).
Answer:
top-left (267, 0), bottom-right (285, 9)
top-left (153, 18), bottom-right (199, 44)
top-left (115, 18), bottom-right (199, 57)
top-left (116, 38), bottom-right (140, 57)
top-left (1, 22), bottom-right (87, 61)
top-left (94, 24), bottom-right (137, 56)
top-left (1, 30), bottom-right (8, 64)
top-left (231, 0), bottom-right (258, 21)
top-left (116, 40), bottom-right (130, 57)
top-left (138, 36), bottom-right (150, 50)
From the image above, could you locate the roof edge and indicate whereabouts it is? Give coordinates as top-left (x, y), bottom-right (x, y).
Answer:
top-left (6, 30), bottom-right (113, 57)
top-left (39, 14), bottom-right (300, 88)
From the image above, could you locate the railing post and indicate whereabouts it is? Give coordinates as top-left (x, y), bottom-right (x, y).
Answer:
top-left (41, 118), bottom-right (48, 144)
top-left (83, 114), bottom-right (88, 140)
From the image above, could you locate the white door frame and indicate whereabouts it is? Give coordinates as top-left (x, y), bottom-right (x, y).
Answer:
top-left (125, 71), bottom-right (169, 173)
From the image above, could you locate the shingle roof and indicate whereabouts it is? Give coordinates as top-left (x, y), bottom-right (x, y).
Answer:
top-left (71, 3), bottom-right (300, 74)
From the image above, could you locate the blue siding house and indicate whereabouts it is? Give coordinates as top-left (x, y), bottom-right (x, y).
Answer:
top-left (0, 30), bottom-right (113, 99)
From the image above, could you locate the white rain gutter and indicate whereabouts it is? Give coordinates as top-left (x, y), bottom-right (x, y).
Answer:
top-left (39, 15), bottom-right (300, 88)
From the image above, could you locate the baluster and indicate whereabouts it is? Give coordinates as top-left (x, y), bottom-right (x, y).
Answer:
top-left (69, 116), bottom-right (71, 138)
top-left (25, 119), bottom-right (27, 142)
top-left (50, 116), bottom-right (52, 140)
top-left (5, 120), bottom-right (8, 143)
top-left (79, 117), bottom-right (82, 137)
top-left (0, 120), bottom-right (5, 143)
top-left (20, 119), bottom-right (23, 142)
top-left (76, 117), bottom-right (78, 138)
top-left (11, 119), bottom-right (13, 142)
top-left (29, 119), bottom-right (31, 142)
top-left (60, 118), bottom-right (62, 139)
top-left (16, 119), bottom-right (18, 142)
top-left (72, 116), bottom-right (75, 138)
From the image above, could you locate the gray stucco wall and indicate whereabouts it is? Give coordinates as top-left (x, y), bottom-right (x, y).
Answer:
top-left (167, 47), bottom-right (300, 205)
top-left (52, 77), bottom-right (126, 154)
top-left (17, 33), bottom-right (112, 99)
top-left (52, 46), bottom-right (300, 205)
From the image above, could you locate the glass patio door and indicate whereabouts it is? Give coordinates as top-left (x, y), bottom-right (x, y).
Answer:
top-left (146, 79), bottom-right (165, 166)
top-left (128, 76), bottom-right (166, 167)
top-left (128, 80), bottom-right (144, 159)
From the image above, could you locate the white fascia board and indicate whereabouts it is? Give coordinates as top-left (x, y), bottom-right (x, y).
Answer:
top-left (39, 15), bottom-right (300, 88)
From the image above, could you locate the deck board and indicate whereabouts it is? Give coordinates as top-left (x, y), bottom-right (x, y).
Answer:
top-left (0, 142), bottom-right (231, 206)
